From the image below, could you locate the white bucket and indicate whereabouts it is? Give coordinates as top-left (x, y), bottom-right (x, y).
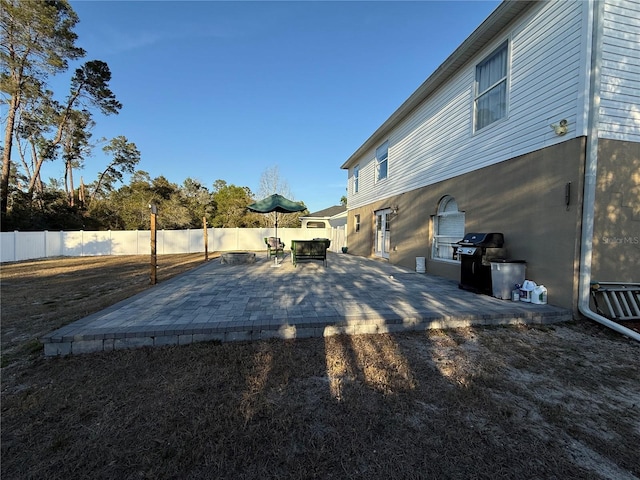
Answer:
top-left (416, 257), bottom-right (426, 273)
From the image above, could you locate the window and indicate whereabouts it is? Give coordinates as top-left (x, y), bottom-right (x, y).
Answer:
top-left (307, 221), bottom-right (327, 228)
top-left (354, 214), bottom-right (360, 232)
top-left (432, 196), bottom-right (465, 261)
top-left (475, 42), bottom-right (508, 131)
top-left (375, 141), bottom-right (388, 182)
top-left (354, 165), bottom-right (359, 193)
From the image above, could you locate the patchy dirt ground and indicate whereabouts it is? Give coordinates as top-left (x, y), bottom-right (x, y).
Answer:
top-left (1, 256), bottom-right (639, 479)
top-left (1, 254), bottom-right (207, 366)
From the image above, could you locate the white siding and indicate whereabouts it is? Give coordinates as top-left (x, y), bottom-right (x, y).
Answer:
top-left (599, 0), bottom-right (640, 141)
top-left (348, 1), bottom-right (587, 209)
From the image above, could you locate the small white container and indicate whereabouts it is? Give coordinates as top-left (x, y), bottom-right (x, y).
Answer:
top-left (531, 285), bottom-right (548, 304)
top-left (416, 257), bottom-right (426, 273)
top-left (519, 280), bottom-right (537, 302)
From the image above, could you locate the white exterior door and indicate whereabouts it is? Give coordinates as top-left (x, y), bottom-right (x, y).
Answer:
top-left (375, 209), bottom-right (391, 259)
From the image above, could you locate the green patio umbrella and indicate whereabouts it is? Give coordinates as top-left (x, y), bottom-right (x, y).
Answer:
top-left (248, 193), bottom-right (306, 240)
top-left (248, 194), bottom-right (306, 265)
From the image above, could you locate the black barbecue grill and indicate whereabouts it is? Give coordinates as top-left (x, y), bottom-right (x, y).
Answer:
top-left (457, 233), bottom-right (506, 294)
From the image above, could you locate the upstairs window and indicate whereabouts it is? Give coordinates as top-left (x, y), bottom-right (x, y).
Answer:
top-left (353, 164), bottom-right (359, 193)
top-left (375, 141), bottom-right (388, 182)
top-left (475, 42), bottom-right (508, 131)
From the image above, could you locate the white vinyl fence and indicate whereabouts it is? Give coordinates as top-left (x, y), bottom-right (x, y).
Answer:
top-left (1, 227), bottom-right (346, 263)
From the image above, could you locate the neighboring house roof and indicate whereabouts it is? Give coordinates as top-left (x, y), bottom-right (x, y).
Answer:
top-left (341, 0), bottom-right (537, 170)
top-left (301, 205), bottom-right (347, 219)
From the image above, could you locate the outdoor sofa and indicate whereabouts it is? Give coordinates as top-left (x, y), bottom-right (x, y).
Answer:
top-left (291, 238), bottom-right (331, 267)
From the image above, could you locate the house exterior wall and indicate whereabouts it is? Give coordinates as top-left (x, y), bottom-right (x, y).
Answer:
top-left (592, 138), bottom-right (640, 283)
top-left (591, 0), bottom-right (640, 283)
top-left (599, 0), bottom-right (640, 142)
top-left (347, 138), bottom-right (586, 312)
top-left (347, 0), bottom-right (587, 209)
top-left (343, 0), bottom-right (640, 314)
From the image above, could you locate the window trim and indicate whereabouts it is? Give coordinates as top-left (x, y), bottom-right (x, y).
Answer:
top-left (474, 41), bottom-right (509, 132)
top-left (375, 141), bottom-right (389, 183)
top-left (354, 214), bottom-right (360, 233)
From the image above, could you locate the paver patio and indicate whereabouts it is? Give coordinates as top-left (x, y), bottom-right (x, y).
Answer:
top-left (41, 252), bottom-right (572, 356)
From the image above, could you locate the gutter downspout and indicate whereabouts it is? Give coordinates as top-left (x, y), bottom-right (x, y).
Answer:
top-left (577, 0), bottom-right (640, 342)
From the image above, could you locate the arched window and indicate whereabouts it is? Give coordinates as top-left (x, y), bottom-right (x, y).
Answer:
top-left (432, 196), bottom-right (465, 261)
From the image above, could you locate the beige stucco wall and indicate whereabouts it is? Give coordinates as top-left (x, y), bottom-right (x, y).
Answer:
top-left (591, 138), bottom-right (640, 283)
top-left (346, 138), bottom-right (587, 313)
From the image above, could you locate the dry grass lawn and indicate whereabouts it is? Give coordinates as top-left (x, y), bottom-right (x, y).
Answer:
top-left (1, 255), bottom-right (639, 479)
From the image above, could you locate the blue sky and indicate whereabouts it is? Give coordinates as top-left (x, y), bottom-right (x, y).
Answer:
top-left (43, 0), bottom-right (500, 213)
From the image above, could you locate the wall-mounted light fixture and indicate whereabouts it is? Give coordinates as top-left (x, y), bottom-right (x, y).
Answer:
top-left (392, 205), bottom-right (398, 215)
top-left (551, 119), bottom-right (568, 136)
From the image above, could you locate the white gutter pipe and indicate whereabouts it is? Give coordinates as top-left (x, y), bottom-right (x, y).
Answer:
top-left (577, 0), bottom-right (640, 342)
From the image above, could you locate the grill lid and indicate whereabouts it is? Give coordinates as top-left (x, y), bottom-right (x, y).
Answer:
top-left (457, 232), bottom-right (504, 248)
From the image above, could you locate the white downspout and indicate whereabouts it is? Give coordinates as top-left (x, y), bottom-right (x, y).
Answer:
top-left (578, 0), bottom-right (640, 342)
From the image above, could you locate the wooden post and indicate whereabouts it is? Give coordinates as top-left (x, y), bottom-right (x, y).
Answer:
top-left (150, 204), bottom-right (157, 285)
top-left (203, 216), bottom-right (208, 261)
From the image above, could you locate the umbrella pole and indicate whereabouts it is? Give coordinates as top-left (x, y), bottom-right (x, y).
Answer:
top-left (272, 214), bottom-right (280, 267)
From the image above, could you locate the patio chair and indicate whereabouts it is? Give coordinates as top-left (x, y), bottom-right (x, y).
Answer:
top-left (264, 237), bottom-right (285, 259)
